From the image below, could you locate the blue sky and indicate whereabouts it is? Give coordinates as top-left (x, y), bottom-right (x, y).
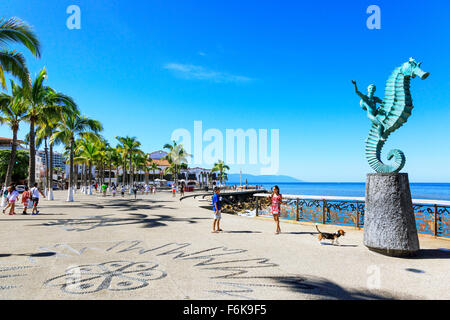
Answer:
top-left (1, 0), bottom-right (450, 182)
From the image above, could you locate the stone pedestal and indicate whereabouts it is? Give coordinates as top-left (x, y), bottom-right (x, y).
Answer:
top-left (364, 173), bottom-right (420, 257)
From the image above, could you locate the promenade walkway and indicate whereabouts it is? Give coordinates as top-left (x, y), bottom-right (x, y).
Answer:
top-left (0, 190), bottom-right (448, 300)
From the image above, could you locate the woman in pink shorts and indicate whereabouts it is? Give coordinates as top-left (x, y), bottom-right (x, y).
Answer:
top-left (269, 185), bottom-right (282, 234)
top-left (3, 185), bottom-right (19, 215)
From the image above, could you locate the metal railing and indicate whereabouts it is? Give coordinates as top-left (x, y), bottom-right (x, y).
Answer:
top-left (254, 194), bottom-right (450, 238)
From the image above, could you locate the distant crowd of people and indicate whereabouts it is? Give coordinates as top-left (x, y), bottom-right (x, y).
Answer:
top-left (93, 182), bottom-right (158, 199)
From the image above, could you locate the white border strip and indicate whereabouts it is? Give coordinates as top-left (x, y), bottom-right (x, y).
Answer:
top-left (253, 193), bottom-right (450, 206)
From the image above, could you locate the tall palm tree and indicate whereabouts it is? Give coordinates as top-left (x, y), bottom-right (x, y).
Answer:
top-left (116, 136), bottom-right (141, 188)
top-left (94, 137), bottom-right (107, 186)
top-left (105, 147), bottom-right (119, 188)
top-left (51, 113), bottom-right (102, 201)
top-left (148, 161), bottom-right (159, 186)
top-left (132, 152), bottom-right (146, 185)
top-left (24, 68), bottom-right (78, 187)
top-left (163, 140), bottom-right (191, 187)
top-left (35, 110), bottom-right (61, 200)
top-left (211, 160), bottom-right (230, 185)
top-left (74, 135), bottom-right (102, 195)
top-left (0, 17), bottom-right (41, 91)
top-left (0, 80), bottom-right (28, 205)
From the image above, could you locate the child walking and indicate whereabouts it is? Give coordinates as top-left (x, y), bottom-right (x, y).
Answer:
top-left (21, 186), bottom-right (30, 215)
top-left (212, 187), bottom-right (223, 233)
top-left (172, 184), bottom-right (176, 197)
top-left (269, 185), bottom-right (282, 234)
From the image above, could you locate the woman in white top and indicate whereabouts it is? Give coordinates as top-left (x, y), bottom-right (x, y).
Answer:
top-left (3, 185), bottom-right (19, 215)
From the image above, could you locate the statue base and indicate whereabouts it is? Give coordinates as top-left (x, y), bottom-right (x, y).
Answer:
top-left (364, 173), bottom-right (420, 257)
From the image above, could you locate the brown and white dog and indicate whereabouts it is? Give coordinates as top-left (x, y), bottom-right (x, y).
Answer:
top-left (315, 225), bottom-right (345, 245)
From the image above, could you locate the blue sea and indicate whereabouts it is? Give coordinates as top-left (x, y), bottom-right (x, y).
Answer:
top-left (227, 182), bottom-right (450, 201)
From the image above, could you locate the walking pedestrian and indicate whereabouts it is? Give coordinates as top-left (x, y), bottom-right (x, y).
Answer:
top-left (180, 183), bottom-right (185, 197)
top-left (30, 183), bottom-right (45, 215)
top-left (132, 184), bottom-right (137, 199)
top-left (101, 183), bottom-right (107, 197)
top-left (212, 187), bottom-right (223, 233)
top-left (21, 186), bottom-right (30, 215)
top-left (3, 184), bottom-right (19, 215)
top-left (269, 185), bottom-right (282, 234)
top-left (172, 184), bottom-right (176, 197)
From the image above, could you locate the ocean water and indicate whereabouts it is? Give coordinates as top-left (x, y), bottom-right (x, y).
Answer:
top-left (227, 182), bottom-right (450, 201)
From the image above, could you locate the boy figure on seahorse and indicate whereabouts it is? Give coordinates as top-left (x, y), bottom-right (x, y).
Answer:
top-left (352, 80), bottom-right (386, 140)
top-left (351, 58), bottom-right (429, 173)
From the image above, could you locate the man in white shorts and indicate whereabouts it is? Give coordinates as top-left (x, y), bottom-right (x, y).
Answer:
top-left (212, 187), bottom-right (223, 233)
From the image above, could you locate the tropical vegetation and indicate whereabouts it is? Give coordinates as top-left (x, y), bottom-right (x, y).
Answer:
top-left (0, 15), bottom-right (227, 202)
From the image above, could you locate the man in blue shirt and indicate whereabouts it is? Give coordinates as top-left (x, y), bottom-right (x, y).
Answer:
top-left (212, 187), bottom-right (223, 233)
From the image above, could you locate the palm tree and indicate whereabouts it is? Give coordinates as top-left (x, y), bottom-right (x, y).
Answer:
top-left (0, 80), bottom-right (29, 205)
top-left (148, 159), bottom-right (159, 186)
top-left (129, 150), bottom-right (144, 187)
top-left (0, 17), bottom-right (41, 91)
top-left (51, 113), bottom-right (102, 201)
top-left (163, 140), bottom-right (191, 187)
top-left (74, 135), bottom-right (102, 195)
top-left (116, 136), bottom-right (141, 188)
top-left (133, 152), bottom-right (147, 185)
top-left (94, 137), bottom-right (107, 186)
top-left (211, 160), bottom-right (230, 185)
top-left (105, 147), bottom-right (119, 188)
top-left (35, 110), bottom-right (62, 200)
top-left (24, 68), bottom-right (78, 187)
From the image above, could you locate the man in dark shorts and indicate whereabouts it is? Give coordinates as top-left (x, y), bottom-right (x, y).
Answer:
top-left (30, 183), bottom-right (45, 215)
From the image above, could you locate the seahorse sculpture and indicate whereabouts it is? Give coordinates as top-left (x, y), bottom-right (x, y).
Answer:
top-left (352, 58), bottom-right (430, 173)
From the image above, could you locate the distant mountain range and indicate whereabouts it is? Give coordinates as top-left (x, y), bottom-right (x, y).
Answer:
top-left (226, 174), bottom-right (303, 183)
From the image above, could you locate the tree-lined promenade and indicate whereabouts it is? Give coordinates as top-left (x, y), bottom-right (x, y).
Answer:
top-left (0, 16), bottom-right (230, 204)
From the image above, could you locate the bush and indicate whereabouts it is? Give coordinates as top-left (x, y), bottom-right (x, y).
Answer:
top-left (0, 149), bottom-right (29, 184)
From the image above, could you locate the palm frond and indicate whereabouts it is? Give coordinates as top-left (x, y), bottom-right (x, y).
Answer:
top-left (0, 49), bottom-right (31, 90)
top-left (0, 17), bottom-right (41, 57)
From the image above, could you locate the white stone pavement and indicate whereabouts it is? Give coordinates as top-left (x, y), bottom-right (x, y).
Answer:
top-left (0, 190), bottom-right (448, 300)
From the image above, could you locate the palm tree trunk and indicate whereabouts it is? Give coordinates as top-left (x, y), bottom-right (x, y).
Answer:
top-left (88, 161), bottom-right (92, 194)
top-left (48, 143), bottom-right (54, 200)
top-left (74, 164), bottom-right (78, 190)
top-left (129, 157), bottom-right (132, 186)
top-left (69, 139), bottom-right (74, 188)
top-left (84, 163), bottom-right (88, 191)
top-left (4, 125), bottom-right (18, 187)
top-left (44, 138), bottom-right (49, 193)
top-left (109, 160), bottom-right (112, 187)
top-left (130, 165), bottom-right (134, 186)
top-left (67, 138), bottom-right (75, 201)
top-left (123, 157), bottom-right (127, 186)
top-left (28, 117), bottom-right (36, 187)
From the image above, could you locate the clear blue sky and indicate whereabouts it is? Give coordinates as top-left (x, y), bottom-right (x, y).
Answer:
top-left (1, 0), bottom-right (449, 182)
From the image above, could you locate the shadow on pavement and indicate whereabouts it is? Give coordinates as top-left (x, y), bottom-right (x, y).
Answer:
top-left (0, 252), bottom-right (56, 258)
top-left (39, 213), bottom-right (209, 232)
top-left (412, 249), bottom-right (450, 260)
top-left (223, 231), bottom-right (262, 234)
top-left (245, 276), bottom-right (412, 300)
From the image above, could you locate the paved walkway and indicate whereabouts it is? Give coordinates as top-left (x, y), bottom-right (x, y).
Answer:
top-left (0, 190), bottom-right (448, 300)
